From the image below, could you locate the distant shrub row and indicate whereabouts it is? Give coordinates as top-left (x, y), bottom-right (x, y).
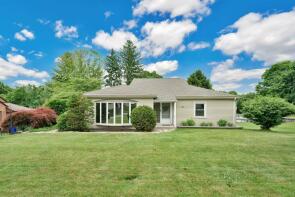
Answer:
top-left (1, 107), bottom-right (57, 132)
top-left (180, 119), bottom-right (234, 127)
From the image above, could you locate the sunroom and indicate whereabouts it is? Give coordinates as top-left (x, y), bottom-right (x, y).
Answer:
top-left (94, 100), bottom-right (137, 126)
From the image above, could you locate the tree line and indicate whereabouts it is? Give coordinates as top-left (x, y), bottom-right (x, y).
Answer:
top-left (0, 40), bottom-right (294, 118)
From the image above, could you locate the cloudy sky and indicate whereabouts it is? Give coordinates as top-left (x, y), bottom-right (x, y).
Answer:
top-left (0, 0), bottom-right (294, 92)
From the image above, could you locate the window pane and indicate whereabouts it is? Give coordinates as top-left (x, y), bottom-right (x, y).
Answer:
top-left (101, 103), bottom-right (106, 123)
top-left (108, 103), bottom-right (114, 124)
top-left (123, 103), bottom-right (129, 124)
top-left (96, 103), bottom-right (100, 123)
top-left (115, 103), bottom-right (122, 124)
top-left (162, 103), bottom-right (170, 119)
top-left (154, 103), bottom-right (160, 123)
top-left (195, 104), bottom-right (205, 117)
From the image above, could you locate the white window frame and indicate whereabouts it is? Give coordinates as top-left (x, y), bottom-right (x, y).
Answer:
top-left (194, 101), bottom-right (207, 118)
top-left (94, 101), bottom-right (137, 126)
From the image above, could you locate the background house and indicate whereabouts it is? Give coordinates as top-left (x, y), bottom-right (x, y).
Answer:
top-left (0, 97), bottom-right (31, 128)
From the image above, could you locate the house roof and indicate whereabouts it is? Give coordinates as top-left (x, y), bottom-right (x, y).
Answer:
top-left (84, 78), bottom-right (236, 100)
top-left (5, 103), bottom-right (31, 112)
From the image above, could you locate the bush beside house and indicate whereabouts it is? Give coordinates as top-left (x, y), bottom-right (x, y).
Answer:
top-left (131, 106), bottom-right (156, 131)
top-left (57, 94), bottom-right (93, 132)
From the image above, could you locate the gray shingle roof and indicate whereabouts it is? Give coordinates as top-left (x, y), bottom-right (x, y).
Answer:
top-left (6, 103), bottom-right (31, 112)
top-left (84, 78), bottom-right (235, 100)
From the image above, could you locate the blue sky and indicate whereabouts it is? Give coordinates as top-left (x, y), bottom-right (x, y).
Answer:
top-left (0, 0), bottom-right (294, 93)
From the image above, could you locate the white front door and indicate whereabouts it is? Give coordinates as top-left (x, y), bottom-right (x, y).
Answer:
top-left (161, 103), bottom-right (171, 125)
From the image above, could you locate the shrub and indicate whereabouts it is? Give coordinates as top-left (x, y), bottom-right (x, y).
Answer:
top-left (131, 106), bottom-right (156, 131)
top-left (57, 94), bottom-right (93, 132)
top-left (200, 122), bottom-right (213, 127)
top-left (45, 98), bottom-right (68, 115)
top-left (1, 107), bottom-right (57, 132)
top-left (57, 112), bottom-right (69, 131)
top-left (186, 119), bottom-right (196, 126)
top-left (242, 96), bottom-right (295, 130)
top-left (217, 119), bottom-right (228, 127)
top-left (30, 108), bottom-right (57, 128)
top-left (180, 119), bottom-right (196, 126)
top-left (181, 120), bottom-right (188, 126)
top-left (227, 122), bottom-right (234, 127)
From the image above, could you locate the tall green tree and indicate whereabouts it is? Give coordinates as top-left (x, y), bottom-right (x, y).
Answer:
top-left (51, 49), bottom-right (103, 93)
top-left (53, 49), bottom-right (103, 83)
top-left (6, 85), bottom-right (51, 108)
top-left (187, 70), bottom-right (212, 89)
top-left (0, 81), bottom-right (12, 97)
top-left (136, 71), bottom-right (163, 79)
top-left (281, 69), bottom-right (295, 104)
top-left (120, 40), bottom-right (143, 85)
top-left (46, 49), bottom-right (103, 113)
top-left (104, 49), bottom-right (122, 87)
top-left (256, 61), bottom-right (295, 103)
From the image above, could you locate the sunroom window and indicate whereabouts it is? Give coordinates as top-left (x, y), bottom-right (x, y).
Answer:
top-left (95, 101), bottom-right (137, 125)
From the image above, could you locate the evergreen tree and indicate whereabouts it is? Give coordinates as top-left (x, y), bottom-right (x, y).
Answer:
top-left (104, 49), bottom-right (122, 86)
top-left (187, 69), bottom-right (212, 89)
top-left (120, 40), bottom-right (143, 85)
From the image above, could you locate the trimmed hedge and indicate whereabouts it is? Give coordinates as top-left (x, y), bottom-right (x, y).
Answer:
top-left (131, 106), bottom-right (156, 131)
top-left (1, 107), bottom-right (57, 132)
top-left (181, 119), bottom-right (196, 126)
top-left (217, 119), bottom-right (228, 127)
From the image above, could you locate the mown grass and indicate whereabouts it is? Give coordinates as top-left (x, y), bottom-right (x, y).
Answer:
top-left (0, 123), bottom-right (294, 196)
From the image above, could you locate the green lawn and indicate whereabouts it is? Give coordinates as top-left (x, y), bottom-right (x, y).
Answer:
top-left (0, 123), bottom-right (295, 196)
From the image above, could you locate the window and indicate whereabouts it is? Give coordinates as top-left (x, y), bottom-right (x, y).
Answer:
top-left (108, 103), bottom-right (114, 124)
top-left (154, 103), bottom-right (160, 123)
top-left (123, 103), bottom-right (130, 124)
top-left (195, 103), bottom-right (206, 117)
top-left (101, 103), bottom-right (107, 123)
top-left (115, 103), bottom-right (122, 124)
top-left (96, 103), bottom-right (100, 123)
top-left (95, 101), bottom-right (136, 125)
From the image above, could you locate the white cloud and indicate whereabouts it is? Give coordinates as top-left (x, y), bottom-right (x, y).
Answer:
top-left (123, 19), bottom-right (137, 29)
top-left (34, 51), bottom-right (44, 58)
top-left (145, 60), bottom-right (178, 75)
top-left (37, 18), bottom-right (50, 25)
top-left (54, 57), bottom-right (61, 63)
top-left (214, 9), bottom-right (295, 65)
top-left (55, 20), bottom-right (78, 39)
top-left (92, 30), bottom-right (138, 51)
top-left (6, 53), bottom-right (27, 65)
top-left (92, 19), bottom-right (196, 56)
top-left (140, 20), bottom-right (197, 57)
top-left (14, 29), bottom-right (34, 41)
top-left (82, 44), bottom-right (92, 49)
top-left (104, 11), bottom-right (113, 19)
top-left (0, 57), bottom-right (49, 80)
top-left (133, 0), bottom-right (215, 18)
top-left (210, 58), bottom-right (265, 91)
top-left (188, 41), bottom-right (210, 50)
top-left (21, 29), bottom-right (34, 39)
top-left (15, 80), bottom-right (40, 87)
top-left (14, 32), bottom-right (26, 41)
